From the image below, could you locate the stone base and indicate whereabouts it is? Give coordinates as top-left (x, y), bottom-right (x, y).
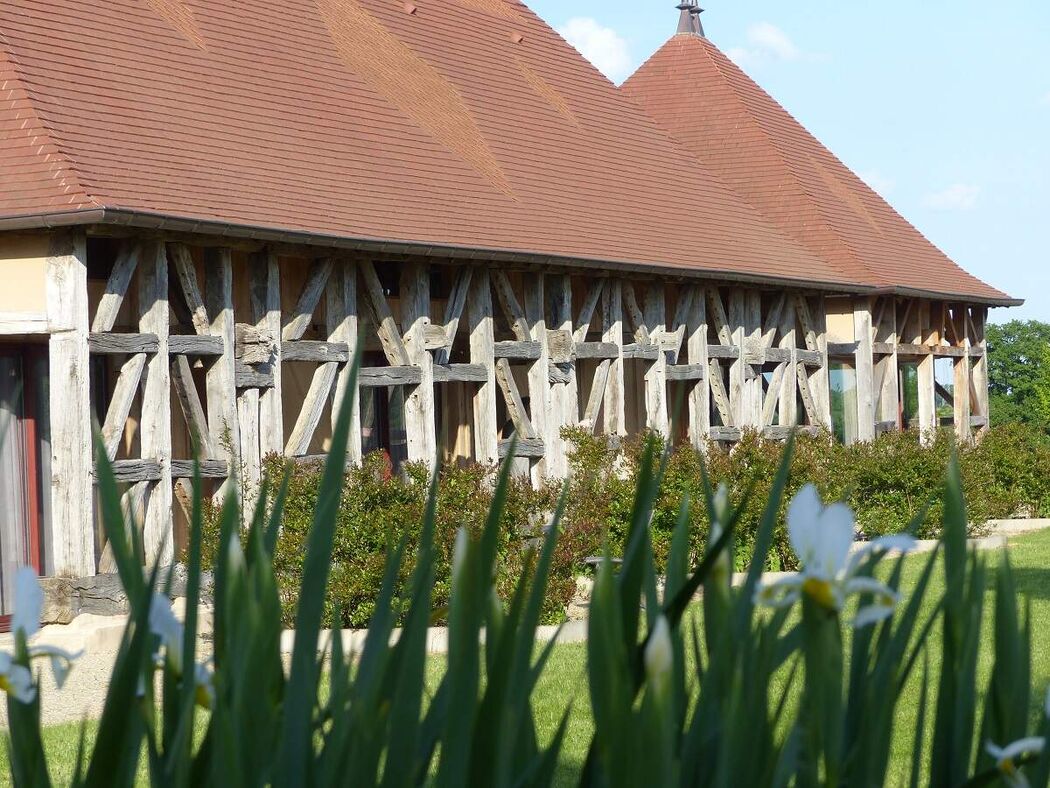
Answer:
top-left (39, 565), bottom-right (213, 625)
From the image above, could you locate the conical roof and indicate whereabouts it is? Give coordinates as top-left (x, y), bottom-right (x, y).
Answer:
top-left (622, 29), bottom-right (1014, 304)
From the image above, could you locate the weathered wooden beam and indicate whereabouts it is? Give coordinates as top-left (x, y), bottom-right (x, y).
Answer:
top-left (686, 286), bottom-right (710, 448)
top-left (468, 269), bottom-right (499, 465)
top-left (138, 242), bottom-right (172, 565)
top-left (498, 437), bottom-right (545, 459)
top-left (171, 459), bottom-right (229, 479)
top-left (707, 344), bottom-right (740, 360)
top-left (757, 347), bottom-right (792, 364)
top-left (491, 270), bottom-right (532, 342)
top-left (621, 282), bottom-right (649, 344)
top-left (709, 426), bottom-right (742, 443)
top-left (205, 248), bottom-right (239, 498)
top-left (359, 366), bottom-right (423, 387)
top-left (854, 299), bottom-right (876, 443)
top-left (89, 332), bottom-right (159, 354)
top-left (252, 251), bottom-right (284, 456)
top-left (235, 323), bottom-right (273, 364)
top-left (546, 329), bottom-right (573, 364)
top-left (575, 341), bottom-right (619, 360)
top-left (435, 266), bottom-right (473, 366)
top-left (622, 343), bottom-right (659, 361)
top-left (796, 349), bottom-right (824, 366)
top-left (168, 243), bottom-right (210, 335)
top-left (707, 288), bottom-right (733, 347)
top-left (778, 296), bottom-right (798, 430)
top-left (761, 292), bottom-right (787, 349)
top-left (667, 287), bottom-right (695, 361)
top-left (665, 363), bottom-right (706, 382)
top-left (401, 261), bottom-right (437, 468)
top-left (761, 363), bottom-right (786, 428)
top-left (495, 357), bottom-right (536, 439)
top-left (793, 294), bottom-right (819, 352)
top-left (91, 242), bottom-right (140, 333)
top-left (100, 352), bottom-right (147, 461)
top-left (284, 362), bottom-right (338, 457)
top-left (573, 279), bottom-right (605, 343)
top-left (281, 340), bottom-right (350, 363)
top-left (493, 340), bottom-right (542, 360)
top-left (168, 334), bottom-right (223, 356)
top-left (432, 363), bottom-right (489, 383)
top-left (328, 260), bottom-right (362, 466)
top-left (643, 285), bottom-right (669, 436)
top-left (915, 300), bottom-right (937, 443)
top-left (423, 324), bottom-right (451, 351)
top-left (602, 280), bottom-right (625, 437)
top-left (548, 365), bottom-right (571, 385)
top-left (708, 359), bottom-right (733, 427)
top-left (105, 459), bottom-right (163, 483)
top-left (235, 362), bottom-right (274, 389)
top-left (548, 274), bottom-right (578, 474)
top-left (171, 353), bottom-right (215, 457)
top-left (797, 362), bottom-right (819, 424)
top-left (827, 341), bottom-right (860, 355)
top-left (762, 425), bottom-right (820, 440)
top-left (524, 272), bottom-right (551, 482)
top-left (873, 342), bottom-right (896, 355)
top-left (282, 258), bottom-right (333, 342)
top-left (932, 346), bottom-right (967, 358)
top-left (360, 259), bottom-right (412, 367)
top-left (581, 359), bottom-right (611, 433)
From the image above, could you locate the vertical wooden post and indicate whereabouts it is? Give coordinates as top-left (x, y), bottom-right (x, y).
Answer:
top-left (602, 279), bottom-right (626, 437)
top-left (548, 274), bottom-right (578, 476)
top-left (876, 298), bottom-right (900, 429)
top-left (953, 306), bottom-right (972, 441)
top-left (329, 261), bottom-right (362, 465)
top-left (916, 300), bottom-right (937, 443)
top-left (971, 307), bottom-right (989, 436)
top-left (853, 297), bottom-right (876, 443)
top-left (401, 261), bottom-right (436, 471)
top-left (728, 289), bottom-right (747, 429)
top-left (138, 242), bottom-right (173, 565)
top-left (206, 248), bottom-right (240, 498)
top-left (743, 290), bottom-right (763, 429)
top-left (812, 296), bottom-right (833, 429)
top-left (685, 285), bottom-right (709, 448)
top-left (253, 251), bottom-right (284, 457)
top-left (778, 297), bottom-right (798, 428)
top-left (524, 272), bottom-right (550, 483)
top-left (469, 269), bottom-right (499, 466)
top-left (46, 231), bottom-right (95, 577)
top-left (643, 285), bottom-right (668, 437)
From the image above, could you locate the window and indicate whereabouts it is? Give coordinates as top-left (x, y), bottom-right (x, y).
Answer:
top-left (829, 359), bottom-right (859, 444)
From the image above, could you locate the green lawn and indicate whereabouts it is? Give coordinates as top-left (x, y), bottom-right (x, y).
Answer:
top-left (6, 528), bottom-right (1050, 786)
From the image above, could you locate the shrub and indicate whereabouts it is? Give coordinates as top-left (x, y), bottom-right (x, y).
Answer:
top-left (8, 409), bottom-right (1050, 786)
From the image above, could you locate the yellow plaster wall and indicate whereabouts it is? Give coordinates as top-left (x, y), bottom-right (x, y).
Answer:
top-left (0, 234), bottom-right (49, 314)
top-left (825, 297), bottom-right (856, 343)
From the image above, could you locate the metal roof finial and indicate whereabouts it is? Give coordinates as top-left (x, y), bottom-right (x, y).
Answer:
top-left (690, 4), bottom-right (706, 37)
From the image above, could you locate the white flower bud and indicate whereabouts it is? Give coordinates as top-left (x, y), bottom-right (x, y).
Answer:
top-left (644, 615), bottom-right (673, 693)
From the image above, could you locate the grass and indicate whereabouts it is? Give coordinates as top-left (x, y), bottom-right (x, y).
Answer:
top-left (5, 528), bottom-right (1050, 786)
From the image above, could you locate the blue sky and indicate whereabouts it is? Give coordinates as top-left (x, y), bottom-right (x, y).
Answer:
top-left (526, 0), bottom-right (1050, 324)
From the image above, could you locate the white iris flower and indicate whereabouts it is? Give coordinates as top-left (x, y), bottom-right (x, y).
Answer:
top-left (754, 485), bottom-right (916, 627)
top-left (985, 737), bottom-right (1045, 788)
top-left (1, 567), bottom-right (83, 704)
top-left (147, 593), bottom-right (214, 709)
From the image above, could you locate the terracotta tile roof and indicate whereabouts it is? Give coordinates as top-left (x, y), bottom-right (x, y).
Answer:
top-left (0, 0), bottom-right (861, 290)
top-left (622, 33), bottom-right (1014, 304)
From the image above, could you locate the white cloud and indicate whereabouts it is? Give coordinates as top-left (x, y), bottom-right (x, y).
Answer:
top-left (859, 170), bottom-right (895, 197)
top-left (922, 184), bottom-right (980, 211)
top-left (727, 22), bottom-right (810, 69)
top-left (558, 17), bottom-right (633, 84)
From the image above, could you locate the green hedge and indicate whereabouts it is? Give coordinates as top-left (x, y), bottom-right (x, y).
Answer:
top-left (197, 424), bottom-right (1050, 628)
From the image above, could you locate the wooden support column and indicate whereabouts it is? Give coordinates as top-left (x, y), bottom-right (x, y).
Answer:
top-left (971, 307), bottom-right (990, 436)
top-left (853, 297), bottom-right (876, 442)
top-left (916, 300), bottom-right (937, 443)
top-left (206, 249), bottom-right (240, 497)
top-left (138, 243), bottom-right (173, 565)
top-left (728, 289), bottom-right (747, 428)
top-left (685, 285), bottom-right (709, 448)
top-left (778, 297), bottom-right (798, 429)
top-left (548, 274), bottom-right (577, 476)
top-left (469, 269), bottom-right (498, 466)
top-left (252, 252), bottom-right (284, 457)
top-left (812, 296), bottom-right (833, 429)
top-left (47, 231), bottom-right (95, 577)
top-left (743, 290), bottom-right (763, 429)
top-left (524, 272), bottom-right (550, 483)
top-left (953, 306), bottom-right (972, 441)
top-left (401, 262), bottom-right (436, 470)
top-left (876, 298), bottom-right (900, 430)
top-left (602, 279), bottom-right (626, 437)
top-left (643, 285), bottom-right (668, 437)
top-left (329, 261), bottom-right (362, 465)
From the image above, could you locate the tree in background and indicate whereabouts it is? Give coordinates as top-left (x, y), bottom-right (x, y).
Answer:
top-left (987, 319), bottom-right (1050, 429)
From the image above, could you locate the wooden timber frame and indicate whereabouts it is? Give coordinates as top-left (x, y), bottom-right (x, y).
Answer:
top-left (0, 228), bottom-right (993, 577)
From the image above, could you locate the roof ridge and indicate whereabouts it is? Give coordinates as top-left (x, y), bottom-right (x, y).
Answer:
top-left (0, 31), bottom-right (98, 212)
top-left (691, 38), bottom-right (877, 285)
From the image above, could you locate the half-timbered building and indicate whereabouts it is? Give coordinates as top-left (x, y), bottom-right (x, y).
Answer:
top-left (0, 0), bottom-right (1016, 599)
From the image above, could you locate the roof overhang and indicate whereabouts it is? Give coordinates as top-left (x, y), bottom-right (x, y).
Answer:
top-left (0, 207), bottom-right (1021, 307)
